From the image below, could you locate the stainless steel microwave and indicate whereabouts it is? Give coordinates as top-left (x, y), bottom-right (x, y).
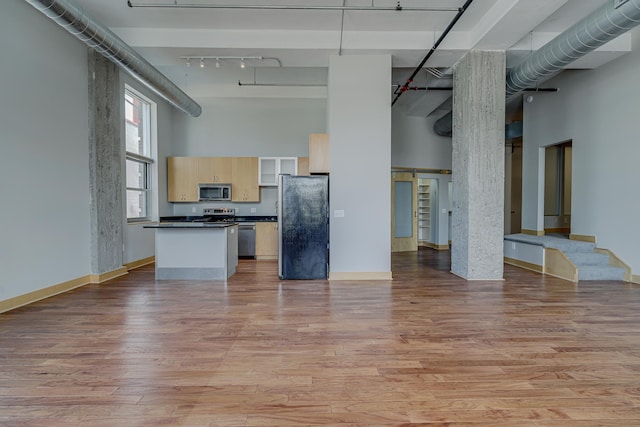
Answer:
top-left (198, 184), bottom-right (231, 201)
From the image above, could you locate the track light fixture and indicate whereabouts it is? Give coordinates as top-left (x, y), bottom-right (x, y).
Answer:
top-left (180, 56), bottom-right (282, 69)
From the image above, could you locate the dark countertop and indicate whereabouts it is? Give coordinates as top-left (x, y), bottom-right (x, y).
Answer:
top-left (160, 215), bottom-right (277, 223)
top-left (145, 222), bottom-right (237, 229)
top-left (235, 215), bottom-right (277, 222)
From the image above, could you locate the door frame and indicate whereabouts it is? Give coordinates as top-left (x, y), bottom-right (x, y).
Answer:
top-left (391, 172), bottom-right (418, 252)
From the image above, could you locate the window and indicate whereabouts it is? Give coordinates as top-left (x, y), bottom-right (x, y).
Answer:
top-left (125, 89), bottom-right (153, 221)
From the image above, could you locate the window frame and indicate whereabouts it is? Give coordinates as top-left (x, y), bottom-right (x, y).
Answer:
top-left (124, 88), bottom-right (154, 223)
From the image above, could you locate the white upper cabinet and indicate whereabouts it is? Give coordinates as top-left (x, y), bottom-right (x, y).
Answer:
top-left (259, 157), bottom-right (298, 186)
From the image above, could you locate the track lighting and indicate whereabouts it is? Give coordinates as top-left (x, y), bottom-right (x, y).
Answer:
top-left (179, 56), bottom-right (282, 69)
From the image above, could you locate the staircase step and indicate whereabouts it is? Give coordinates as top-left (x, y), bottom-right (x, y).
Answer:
top-left (578, 266), bottom-right (625, 281)
top-left (564, 252), bottom-right (611, 266)
top-left (546, 241), bottom-right (596, 253)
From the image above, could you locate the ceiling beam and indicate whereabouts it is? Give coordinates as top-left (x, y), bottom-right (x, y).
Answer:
top-left (470, 0), bottom-right (569, 49)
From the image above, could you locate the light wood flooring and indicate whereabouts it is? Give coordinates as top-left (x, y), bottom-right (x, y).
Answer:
top-left (2, 251), bottom-right (640, 426)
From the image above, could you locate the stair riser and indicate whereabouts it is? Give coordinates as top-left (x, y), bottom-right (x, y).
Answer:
top-left (578, 267), bottom-right (625, 281)
top-left (565, 253), bottom-right (611, 266)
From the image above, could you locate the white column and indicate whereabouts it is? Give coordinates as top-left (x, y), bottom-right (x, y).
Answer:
top-left (437, 176), bottom-right (452, 248)
top-left (328, 55), bottom-right (392, 280)
top-left (451, 50), bottom-right (506, 280)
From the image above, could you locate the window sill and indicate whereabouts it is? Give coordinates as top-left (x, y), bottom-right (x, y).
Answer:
top-left (127, 220), bottom-right (156, 226)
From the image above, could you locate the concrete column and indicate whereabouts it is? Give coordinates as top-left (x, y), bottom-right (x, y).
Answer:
top-left (451, 50), bottom-right (505, 280)
top-left (88, 51), bottom-right (124, 274)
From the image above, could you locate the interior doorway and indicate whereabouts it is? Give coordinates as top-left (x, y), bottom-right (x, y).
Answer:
top-left (391, 172), bottom-right (417, 252)
top-left (544, 140), bottom-right (572, 235)
top-left (505, 140), bottom-right (523, 234)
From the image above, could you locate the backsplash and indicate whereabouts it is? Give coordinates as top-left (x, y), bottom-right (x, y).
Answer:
top-left (172, 186), bottom-right (278, 216)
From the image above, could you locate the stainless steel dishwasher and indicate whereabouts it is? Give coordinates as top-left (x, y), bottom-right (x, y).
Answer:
top-left (237, 223), bottom-right (256, 258)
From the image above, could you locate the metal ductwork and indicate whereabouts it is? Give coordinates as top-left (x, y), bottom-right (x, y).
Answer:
top-left (434, 0), bottom-right (640, 136)
top-left (433, 111), bottom-right (453, 137)
top-left (25, 0), bottom-right (202, 117)
top-left (506, 0), bottom-right (640, 97)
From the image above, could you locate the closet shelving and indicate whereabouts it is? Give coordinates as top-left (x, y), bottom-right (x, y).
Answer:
top-left (418, 180), bottom-right (431, 243)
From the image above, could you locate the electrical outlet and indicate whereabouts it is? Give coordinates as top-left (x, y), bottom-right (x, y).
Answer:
top-left (191, 207), bottom-right (197, 213)
top-left (251, 208), bottom-right (257, 213)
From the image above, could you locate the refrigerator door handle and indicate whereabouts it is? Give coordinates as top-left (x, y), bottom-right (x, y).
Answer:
top-left (277, 174), bottom-right (284, 278)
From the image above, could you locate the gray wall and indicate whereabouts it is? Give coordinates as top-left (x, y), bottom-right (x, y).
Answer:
top-left (392, 111), bottom-right (453, 170)
top-left (523, 32), bottom-right (640, 272)
top-left (171, 97), bottom-right (326, 157)
top-left (0, 1), bottom-right (178, 301)
top-left (0, 0), bottom-right (91, 300)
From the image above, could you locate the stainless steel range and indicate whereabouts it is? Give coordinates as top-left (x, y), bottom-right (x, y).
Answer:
top-left (203, 208), bottom-right (256, 258)
top-left (202, 207), bottom-right (236, 222)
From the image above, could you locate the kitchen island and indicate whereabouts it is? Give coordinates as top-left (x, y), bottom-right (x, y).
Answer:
top-left (144, 223), bottom-right (238, 280)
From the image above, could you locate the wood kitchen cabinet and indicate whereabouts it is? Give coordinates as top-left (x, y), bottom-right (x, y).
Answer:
top-left (297, 157), bottom-right (310, 176)
top-left (256, 222), bottom-right (278, 260)
top-left (167, 157), bottom-right (199, 202)
top-left (197, 157), bottom-right (232, 183)
top-left (309, 133), bottom-right (329, 174)
top-left (231, 157), bottom-right (259, 202)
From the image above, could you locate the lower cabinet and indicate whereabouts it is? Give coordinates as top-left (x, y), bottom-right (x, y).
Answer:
top-left (255, 222), bottom-right (278, 260)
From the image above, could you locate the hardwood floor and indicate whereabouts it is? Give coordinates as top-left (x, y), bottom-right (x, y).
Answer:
top-left (2, 251), bottom-right (640, 426)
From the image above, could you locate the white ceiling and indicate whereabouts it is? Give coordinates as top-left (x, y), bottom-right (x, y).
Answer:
top-left (74, 0), bottom-right (634, 115)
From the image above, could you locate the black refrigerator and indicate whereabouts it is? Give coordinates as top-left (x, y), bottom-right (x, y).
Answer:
top-left (278, 174), bottom-right (329, 279)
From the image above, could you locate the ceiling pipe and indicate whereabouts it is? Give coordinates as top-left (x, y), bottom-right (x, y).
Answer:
top-left (392, 86), bottom-right (453, 91)
top-left (434, 0), bottom-right (640, 136)
top-left (127, 2), bottom-right (459, 12)
top-left (25, 0), bottom-right (202, 117)
top-left (392, 0), bottom-right (475, 106)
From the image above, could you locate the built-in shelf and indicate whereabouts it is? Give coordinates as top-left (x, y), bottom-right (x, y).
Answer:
top-left (258, 157), bottom-right (297, 186)
top-left (418, 181), bottom-right (431, 243)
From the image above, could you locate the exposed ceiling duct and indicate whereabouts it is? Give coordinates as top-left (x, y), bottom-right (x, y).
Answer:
top-left (506, 0), bottom-right (640, 97)
top-left (127, 1), bottom-right (460, 12)
top-left (434, 0), bottom-right (640, 136)
top-left (24, 0), bottom-right (202, 117)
